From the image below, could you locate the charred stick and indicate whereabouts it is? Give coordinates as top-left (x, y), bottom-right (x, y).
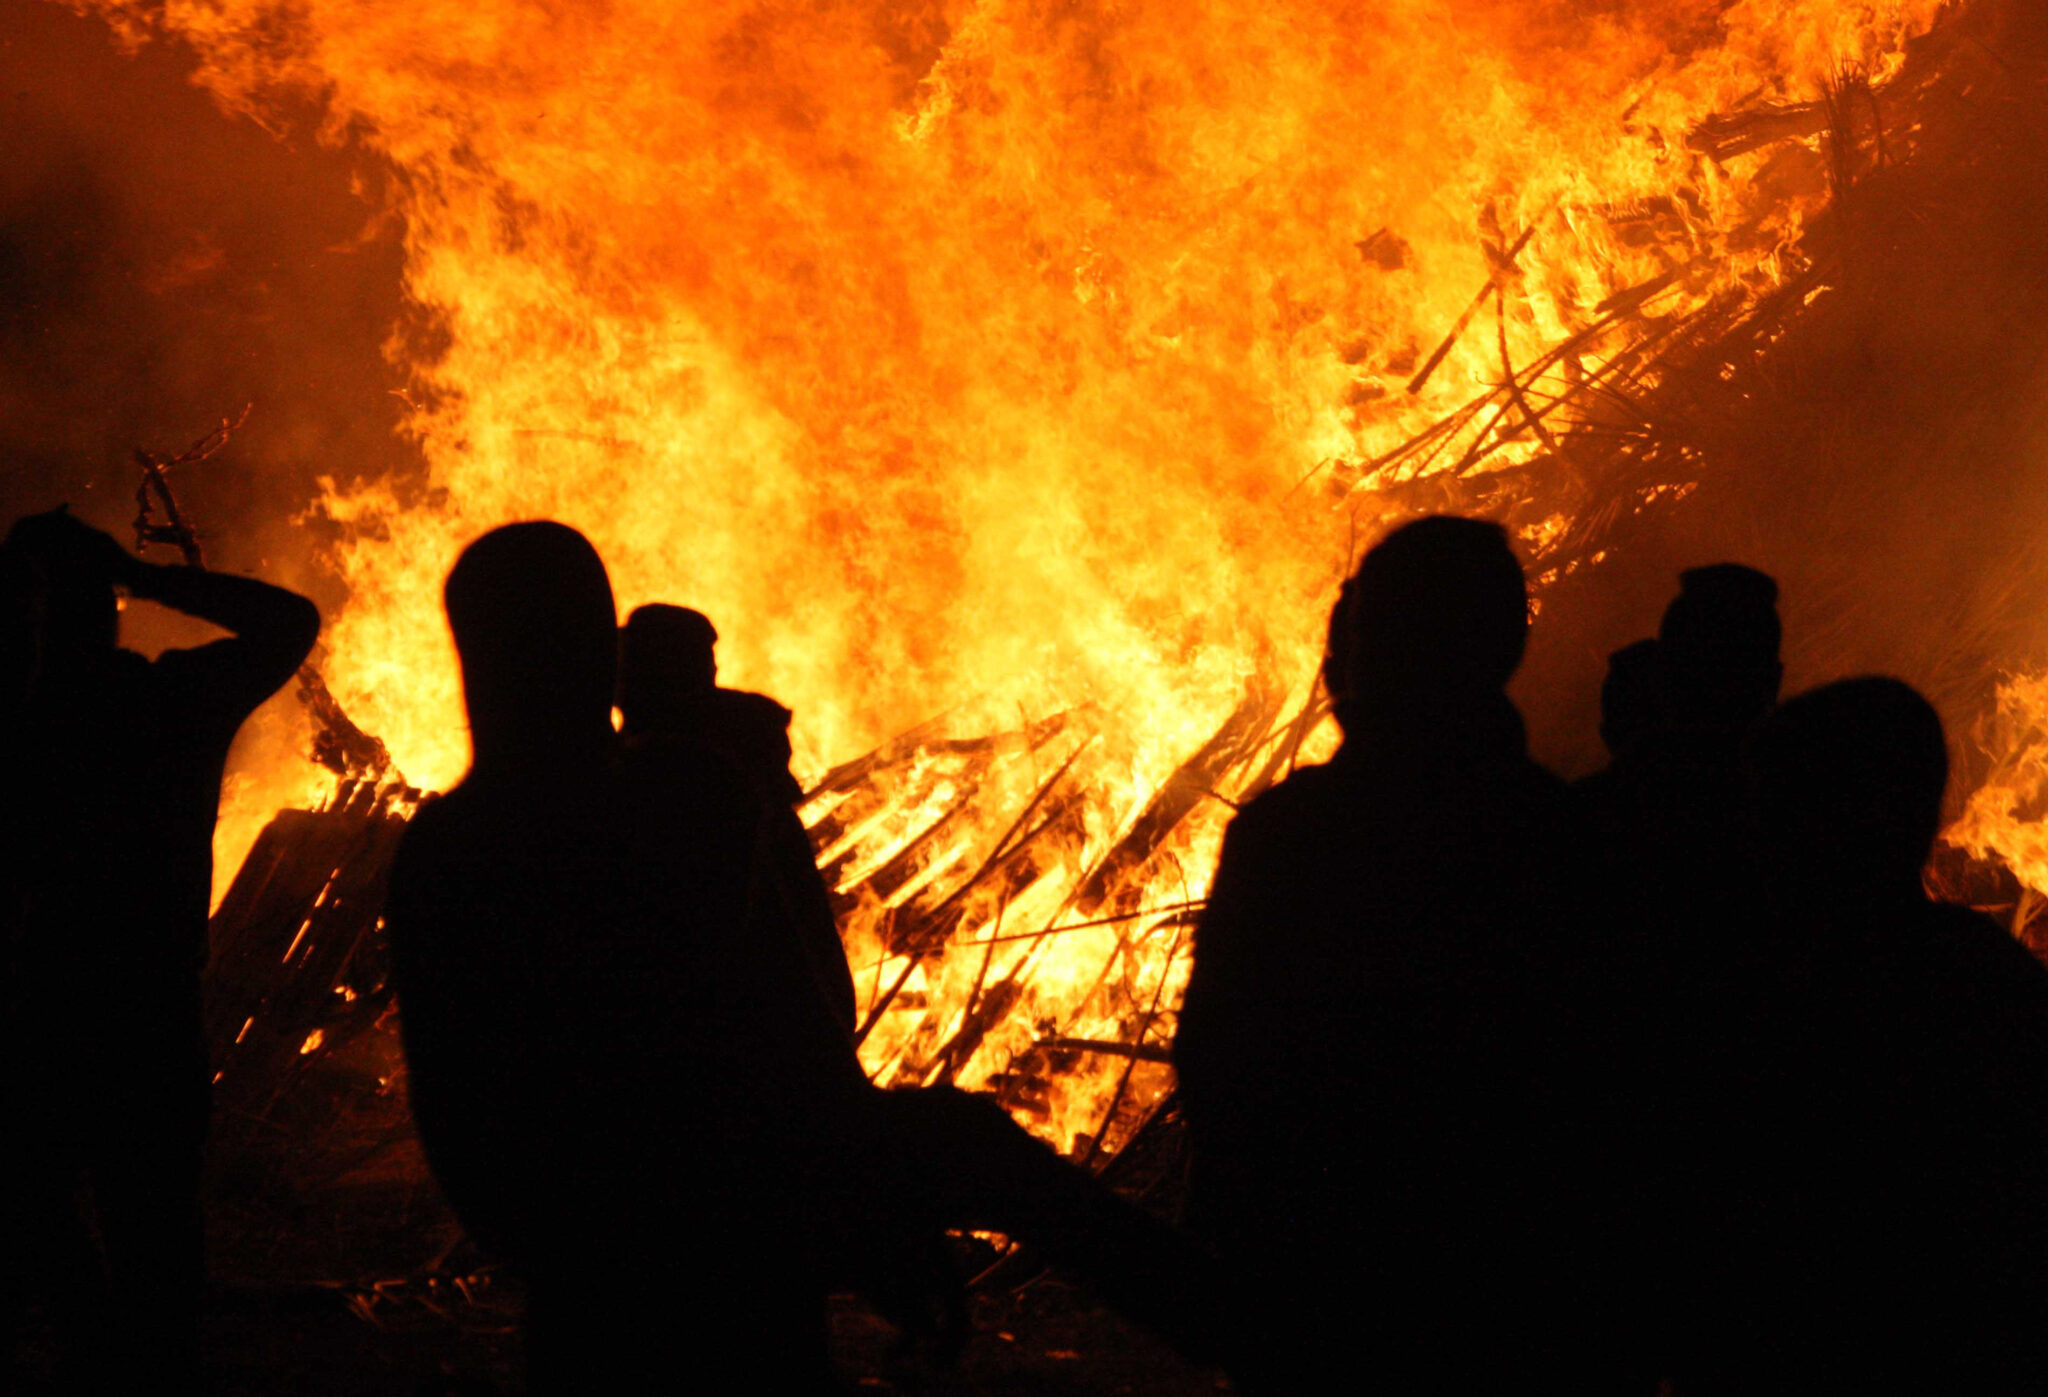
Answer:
top-left (1406, 214), bottom-right (1545, 396)
top-left (1070, 685), bottom-right (1281, 916)
top-left (914, 737), bottom-right (1097, 926)
top-left (1497, 286), bottom-right (1563, 459)
top-left (1036, 1037), bottom-right (1173, 1065)
top-left (1076, 918), bottom-right (1189, 1168)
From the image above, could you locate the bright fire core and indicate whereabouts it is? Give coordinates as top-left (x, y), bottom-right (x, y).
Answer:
top-left (88, 0), bottom-right (1945, 1152)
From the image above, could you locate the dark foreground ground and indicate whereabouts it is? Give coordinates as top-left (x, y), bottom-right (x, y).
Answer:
top-left (12, 1127), bottom-right (1225, 1395)
top-left (185, 1273), bottom-right (1225, 1396)
top-left (15, 1238), bottom-right (1225, 1396)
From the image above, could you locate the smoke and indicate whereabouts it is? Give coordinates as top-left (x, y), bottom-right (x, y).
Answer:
top-left (0, 3), bottom-right (426, 898)
top-left (1517, 0), bottom-right (2048, 783)
top-left (0, 3), bottom-right (415, 595)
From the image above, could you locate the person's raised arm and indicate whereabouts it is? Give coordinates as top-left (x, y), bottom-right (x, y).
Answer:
top-left (129, 560), bottom-right (321, 719)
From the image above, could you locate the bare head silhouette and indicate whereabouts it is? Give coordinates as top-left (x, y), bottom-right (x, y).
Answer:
top-left (1599, 638), bottom-right (1663, 759)
top-left (617, 603), bottom-right (717, 736)
top-left (1752, 676), bottom-right (1948, 901)
top-left (5, 508), bottom-right (123, 659)
top-left (1658, 563), bottom-right (1782, 735)
top-left (1324, 515), bottom-right (1527, 732)
top-left (445, 521), bottom-right (617, 774)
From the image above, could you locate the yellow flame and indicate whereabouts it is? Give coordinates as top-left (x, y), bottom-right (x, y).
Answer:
top-left (98, 0), bottom-right (1949, 1148)
top-left (1949, 670), bottom-right (2048, 897)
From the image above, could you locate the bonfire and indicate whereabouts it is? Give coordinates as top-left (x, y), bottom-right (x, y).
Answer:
top-left (50, 0), bottom-right (2048, 1309)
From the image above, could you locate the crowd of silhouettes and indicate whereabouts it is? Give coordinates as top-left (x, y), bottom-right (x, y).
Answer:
top-left (7, 505), bottom-right (2048, 1395)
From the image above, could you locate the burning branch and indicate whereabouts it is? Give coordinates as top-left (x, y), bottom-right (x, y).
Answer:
top-left (132, 404), bottom-right (249, 566)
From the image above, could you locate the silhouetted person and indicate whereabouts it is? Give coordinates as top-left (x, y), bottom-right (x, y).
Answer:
top-left (1716, 678), bottom-right (2048, 1394)
top-left (619, 604), bottom-right (801, 803)
top-left (1597, 637), bottom-right (1662, 762)
top-left (389, 524), bottom-right (1227, 1390)
top-left (618, 602), bottom-right (855, 1033)
top-left (3, 508), bottom-right (318, 1391)
top-left (1580, 564), bottom-right (1781, 844)
top-left (1571, 564), bottom-right (1785, 1386)
top-left (1176, 515), bottom-right (1613, 1392)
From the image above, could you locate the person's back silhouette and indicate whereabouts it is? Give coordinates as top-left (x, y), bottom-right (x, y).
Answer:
top-left (1176, 515), bottom-right (1611, 1392)
top-left (385, 523), bottom-right (864, 1391)
top-left (1597, 637), bottom-right (1663, 764)
top-left (3, 508), bottom-right (319, 1390)
top-left (1728, 678), bottom-right (2048, 1394)
top-left (618, 602), bottom-right (855, 1032)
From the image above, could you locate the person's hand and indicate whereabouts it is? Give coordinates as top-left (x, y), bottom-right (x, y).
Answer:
top-left (8, 508), bottom-right (142, 588)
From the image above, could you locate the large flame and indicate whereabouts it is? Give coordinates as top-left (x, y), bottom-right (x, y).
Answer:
top-left (1950, 669), bottom-right (2048, 902)
top-left (83, 0), bottom-right (1946, 1149)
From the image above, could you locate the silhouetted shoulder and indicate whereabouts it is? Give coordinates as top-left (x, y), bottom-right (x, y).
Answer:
top-left (386, 788), bottom-right (466, 902)
top-left (384, 784), bottom-right (514, 1049)
top-left (1924, 902), bottom-right (2048, 972)
top-left (386, 781), bottom-right (516, 895)
top-left (1231, 758), bottom-right (1347, 828)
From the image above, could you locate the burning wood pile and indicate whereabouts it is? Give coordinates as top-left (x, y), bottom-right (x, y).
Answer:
top-left (195, 2), bottom-right (2048, 1296)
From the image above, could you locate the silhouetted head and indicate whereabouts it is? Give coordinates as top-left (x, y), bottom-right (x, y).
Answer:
top-left (1325, 516), bottom-right (1527, 733)
top-left (5, 508), bottom-right (119, 659)
top-left (445, 522), bottom-right (617, 775)
top-left (1600, 638), bottom-right (1663, 759)
top-left (1751, 677), bottom-right (1947, 904)
top-left (1657, 563), bottom-right (1782, 736)
top-left (617, 603), bottom-right (717, 737)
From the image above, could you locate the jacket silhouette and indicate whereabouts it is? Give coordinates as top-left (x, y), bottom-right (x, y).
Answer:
top-left (1177, 516), bottom-right (1614, 1392)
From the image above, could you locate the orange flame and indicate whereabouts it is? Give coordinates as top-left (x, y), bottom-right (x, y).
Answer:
top-left (99, 0), bottom-right (1948, 1147)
